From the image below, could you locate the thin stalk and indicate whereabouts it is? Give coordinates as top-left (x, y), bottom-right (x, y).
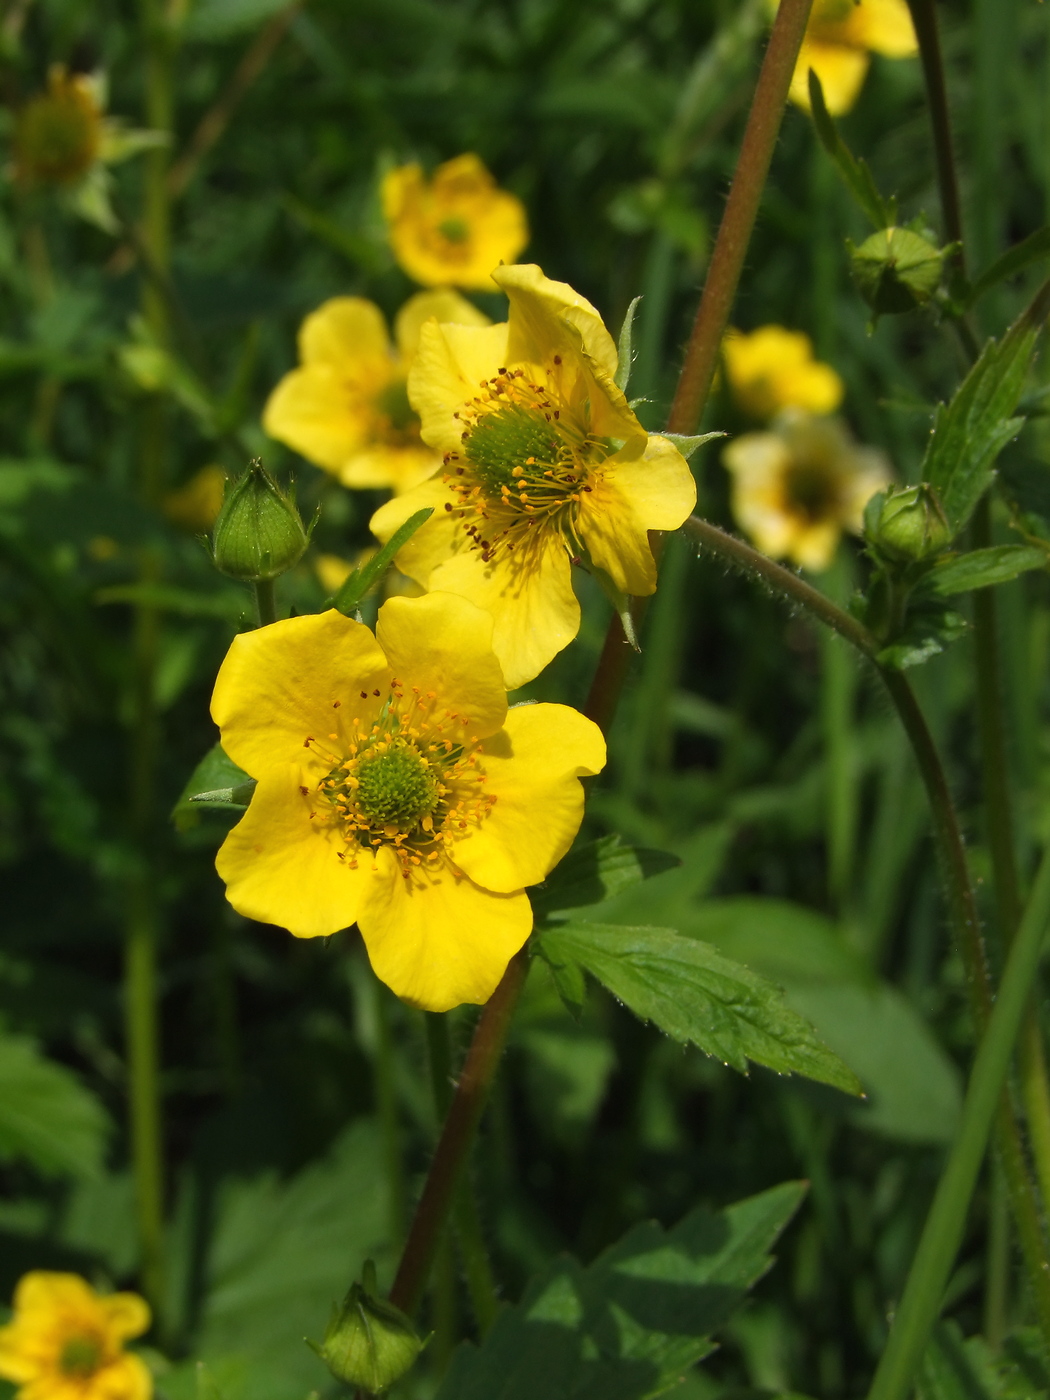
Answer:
top-left (253, 578), bottom-right (277, 627)
top-left (905, 0), bottom-right (965, 268)
top-left (983, 1160), bottom-right (1010, 1350)
top-left (389, 952), bottom-right (528, 1317)
top-left (867, 846), bottom-right (1050, 1400)
top-left (584, 0), bottom-right (814, 728)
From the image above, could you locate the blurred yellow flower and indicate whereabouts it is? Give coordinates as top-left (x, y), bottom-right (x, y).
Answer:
top-left (212, 593), bottom-right (604, 1010)
top-left (0, 1272), bottom-right (151, 1400)
top-left (13, 66), bottom-right (166, 231)
top-left (371, 263), bottom-right (696, 688)
top-left (723, 326), bottom-right (844, 420)
top-left (263, 290), bottom-right (488, 493)
top-left (783, 0), bottom-right (917, 115)
top-left (723, 409), bottom-right (891, 571)
top-left (381, 154), bottom-right (528, 290)
top-left (162, 464), bottom-right (226, 532)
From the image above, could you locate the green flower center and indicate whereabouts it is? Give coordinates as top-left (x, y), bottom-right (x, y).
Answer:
top-left (438, 216), bottom-right (470, 244)
top-left (783, 459), bottom-right (840, 522)
top-left (59, 1336), bottom-right (102, 1378)
top-left (464, 404), bottom-right (565, 494)
top-left (352, 748), bottom-right (440, 830)
top-left (374, 378), bottom-right (419, 438)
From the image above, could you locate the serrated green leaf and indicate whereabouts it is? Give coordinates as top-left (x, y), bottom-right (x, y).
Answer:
top-left (926, 545), bottom-right (1045, 595)
top-left (436, 1181), bottom-right (807, 1400)
top-left (173, 743), bottom-right (252, 831)
top-left (922, 285), bottom-right (1050, 534)
top-left (531, 836), bottom-right (680, 921)
top-left (0, 1033), bottom-right (111, 1179)
top-left (333, 507), bottom-right (433, 614)
top-left (537, 923), bottom-right (862, 1095)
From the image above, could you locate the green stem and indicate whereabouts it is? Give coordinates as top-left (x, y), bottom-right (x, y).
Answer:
top-left (389, 953), bottom-right (528, 1317)
top-left (253, 577), bottom-right (278, 627)
top-left (983, 1159), bottom-right (1010, 1350)
top-left (867, 846), bottom-right (1050, 1400)
top-left (905, 0), bottom-right (965, 269)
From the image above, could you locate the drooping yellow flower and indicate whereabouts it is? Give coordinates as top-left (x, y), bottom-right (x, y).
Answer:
top-left (0, 1273), bottom-right (151, 1400)
top-left (13, 66), bottom-right (165, 231)
top-left (370, 264), bottom-right (697, 688)
top-left (381, 154), bottom-right (528, 290)
top-left (263, 290), bottom-right (488, 493)
top-left (723, 409), bottom-right (892, 571)
top-left (722, 326), bottom-right (844, 420)
top-left (212, 593), bottom-right (605, 1011)
top-left (783, 0), bottom-right (917, 115)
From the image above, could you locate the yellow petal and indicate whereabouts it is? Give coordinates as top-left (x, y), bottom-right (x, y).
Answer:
top-left (263, 364), bottom-right (374, 474)
top-left (211, 611), bottom-right (389, 778)
top-left (777, 361), bottom-right (845, 415)
top-left (216, 765), bottom-right (372, 937)
top-left (790, 41), bottom-right (870, 114)
top-left (94, 1354), bottom-right (153, 1400)
top-left (453, 703), bottom-right (605, 892)
top-left (845, 0), bottom-right (917, 55)
top-left (492, 263), bottom-right (618, 380)
top-left (359, 847), bottom-right (532, 1010)
top-left (299, 296), bottom-right (392, 368)
top-left (428, 530), bottom-right (581, 690)
top-left (12, 1272), bottom-right (95, 1317)
top-left (394, 289), bottom-right (490, 363)
top-left (375, 593), bottom-right (508, 740)
top-left (580, 434), bottom-right (696, 596)
top-left (792, 520), bottom-right (841, 571)
top-left (338, 443), bottom-right (439, 493)
top-left (408, 319), bottom-right (511, 456)
top-left (99, 1294), bottom-right (150, 1342)
top-left (381, 162), bottom-right (422, 224)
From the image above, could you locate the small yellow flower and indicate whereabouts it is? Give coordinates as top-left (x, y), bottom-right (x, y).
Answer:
top-left (212, 592), bottom-right (605, 1011)
top-left (263, 290), bottom-right (488, 493)
top-left (162, 464), bottom-right (227, 532)
top-left (0, 1272), bottom-right (151, 1400)
top-left (783, 0), bottom-right (917, 115)
top-left (13, 66), bottom-right (165, 231)
top-left (722, 326), bottom-right (844, 420)
top-left (370, 264), bottom-right (697, 688)
top-left (723, 410), bottom-right (892, 571)
top-left (381, 154), bottom-right (528, 290)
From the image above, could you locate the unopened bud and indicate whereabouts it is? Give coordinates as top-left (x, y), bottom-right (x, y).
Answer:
top-left (14, 67), bottom-right (102, 186)
top-left (866, 483), bottom-right (952, 561)
top-left (849, 227), bottom-right (945, 316)
top-left (211, 460), bottom-right (307, 582)
top-left (307, 1262), bottom-right (423, 1393)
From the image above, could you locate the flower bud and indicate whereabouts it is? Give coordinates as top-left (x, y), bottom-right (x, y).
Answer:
top-left (14, 68), bottom-right (102, 186)
top-left (307, 1263), bottom-right (423, 1393)
top-left (849, 227), bottom-right (945, 316)
top-left (211, 461), bottom-right (307, 582)
top-left (866, 483), bottom-right (952, 562)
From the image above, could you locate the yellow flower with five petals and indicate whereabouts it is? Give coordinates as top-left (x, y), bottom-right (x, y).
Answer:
top-left (723, 409), bottom-right (892, 571)
top-left (783, 0), bottom-right (917, 115)
top-left (381, 154), bottom-right (528, 290)
top-left (0, 1272), bottom-right (151, 1400)
top-left (212, 592), bottom-right (605, 1011)
top-left (722, 326), bottom-right (844, 420)
top-left (370, 264), bottom-right (697, 688)
top-left (263, 290), bottom-right (488, 493)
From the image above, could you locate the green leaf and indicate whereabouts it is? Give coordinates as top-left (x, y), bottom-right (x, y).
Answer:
top-left (173, 743), bottom-right (252, 831)
top-left (0, 1032), bottom-right (111, 1179)
top-left (926, 545), bottom-right (1046, 595)
top-left (683, 897), bottom-right (869, 987)
top-left (875, 595), bottom-right (968, 670)
top-left (531, 835), bottom-right (680, 920)
top-left (922, 284), bottom-right (1050, 534)
top-left (537, 923), bottom-right (862, 1095)
top-left (808, 70), bottom-right (895, 229)
top-left (615, 296), bottom-right (642, 392)
top-left (435, 1181), bottom-right (807, 1400)
top-left (332, 507), bottom-right (434, 615)
top-left (916, 1322), bottom-right (1003, 1400)
top-left (966, 225), bottom-right (1050, 309)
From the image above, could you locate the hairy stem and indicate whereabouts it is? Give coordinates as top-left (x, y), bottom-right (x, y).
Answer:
top-left (253, 577), bottom-right (278, 628)
top-left (905, 0), bottom-right (965, 268)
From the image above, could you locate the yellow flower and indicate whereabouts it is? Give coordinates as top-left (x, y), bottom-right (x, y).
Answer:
top-left (783, 0), bottom-right (917, 115)
top-left (723, 409), bottom-right (891, 571)
top-left (162, 464), bottom-right (226, 532)
top-left (370, 264), bottom-right (697, 688)
top-left (212, 593), bottom-right (605, 1011)
top-left (722, 326), bottom-right (844, 420)
top-left (13, 66), bottom-right (165, 231)
top-left (381, 154), bottom-right (528, 290)
top-left (263, 290), bottom-right (488, 493)
top-left (0, 1272), bottom-right (151, 1400)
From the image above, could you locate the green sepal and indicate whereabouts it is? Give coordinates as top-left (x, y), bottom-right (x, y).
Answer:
top-left (615, 295), bottom-right (642, 393)
top-left (661, 430), bottom-right (725, 460)
top-left (332, 507), bottom-right (434, 615)
top-left (189, 779), bottom-right (258, 810)
top-left (808, 69), bottom-right (896, 229)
